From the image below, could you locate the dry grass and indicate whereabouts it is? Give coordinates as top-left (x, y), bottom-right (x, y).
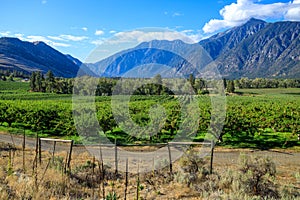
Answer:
top-left (0, 142), bottom-right (299, 199)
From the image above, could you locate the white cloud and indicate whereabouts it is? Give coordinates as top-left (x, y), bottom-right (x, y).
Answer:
top-left (47, 35), bottom-right (66, 41)
top-left (285, 0), bottom-right (300, 21)
top-left (95, 30), bottom-right (104, 36)
top-left (0, 32), bottom-right (25, 40)
top-left (181, 29), bottom-right (194, 33)
top-left (59, 34), bottom-right (88, 41)
top-left (91, 39), bottom-right (104, 46)
top-left (0, 32), bottom-right (71, 47)
top-left (0, 31), bottom-right (11, 37)
top-left (180, 30), bottom-right (204, 42)
top-left (109, 30), bottom-right (117, 34)
top-left (110, 30), bottom-right (196, 44)
top-left (172, 12), bottom-right (184, 17)
top-left (164, 11), bottom-right (184, 17)
top-left (14, 33), bottom-right (25, 40)
top-left (203, 0), bottom-right (300, 33)
top-left (47, 34), bottom-right (88, 42)
top-left (26, 35), bottom-right (70, 47)
top-left (82, 27), bottom-right (88, 32)
top-left (27, 35), bottom-right (48, 41)
top-left (50, 42), bottom-right (70, 47)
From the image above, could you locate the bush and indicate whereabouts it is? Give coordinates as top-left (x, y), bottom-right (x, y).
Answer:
top-left (234, 154), bottom-right (279, 199)
top-left (175, 148), bottom-right (209, 187)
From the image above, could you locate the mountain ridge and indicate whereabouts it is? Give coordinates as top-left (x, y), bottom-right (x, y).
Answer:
top-left (88, 18), bottom-right (300, 78)
top-left (0, 18), bottom-right (299, 79)
top-left (0, 37), bottom-right (94, 77)
top-left (207, 20), bottom-right (300, 78)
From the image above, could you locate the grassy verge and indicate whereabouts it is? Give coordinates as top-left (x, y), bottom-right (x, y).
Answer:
top-left (221, 129), bottom-right (300, 150)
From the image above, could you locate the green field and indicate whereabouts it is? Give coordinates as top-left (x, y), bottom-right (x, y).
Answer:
top-left (0, 80), bottom-right (299, 149)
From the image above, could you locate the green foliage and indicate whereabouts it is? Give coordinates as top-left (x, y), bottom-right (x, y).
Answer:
top-left (106, 191), bottom-right (117, 200)
top-left (0, 79), bottom-right (299, 148)
top-left (226, 80), bottom-right (235, 93)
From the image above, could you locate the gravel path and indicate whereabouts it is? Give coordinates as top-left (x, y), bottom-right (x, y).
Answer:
top-left (1, 132), bottom-right (299, 176)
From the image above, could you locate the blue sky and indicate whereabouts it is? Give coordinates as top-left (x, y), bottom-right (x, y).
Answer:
top-left (1, 0), bottom-right (299, 62)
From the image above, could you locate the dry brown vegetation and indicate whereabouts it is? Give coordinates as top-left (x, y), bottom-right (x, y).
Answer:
top-left (0, 142), bottom-right (299, 200)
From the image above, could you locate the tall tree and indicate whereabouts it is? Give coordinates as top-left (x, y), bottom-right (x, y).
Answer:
top-left (153, 74), bottom-right (162, 95)
top-left (30, 72), bottom-right (37, 91)
top-left (188, 74), bottom-right (196, 93)
top-left (226, 80), bottom-right (235, 93)
top-left (45, 70), bottom-right (55, 92)
top-left (35, 71), bottom-right (43, 92)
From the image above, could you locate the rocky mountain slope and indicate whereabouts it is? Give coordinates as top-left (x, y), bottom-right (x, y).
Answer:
top-left (91, 18), bottom-right (300, 79)
top-left (0, 37), bottom-right (93, 77)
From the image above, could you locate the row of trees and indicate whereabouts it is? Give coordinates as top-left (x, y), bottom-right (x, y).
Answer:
top-left (30, 71), bottom-right (73, 94)
top-left (235, 77), bottom-right (300, 89)
top-left (28, 71), bottom-right (299, 95)
top-left (0, 69), bottom-right (30, 80)
top-left (74, 74), bottom-right (210, 96)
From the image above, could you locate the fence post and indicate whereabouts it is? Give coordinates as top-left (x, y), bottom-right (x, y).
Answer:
top-left (167, 142), bottom-right (173, 174)
top-left (124, 158), bottom-right (128, 200)
top-left (38, 138), bottom-right (42, 164)
top-left (136, 162), bottom-right (140, 200)
top-left (52, 141), bottom-right (56, 163)
top-left (102, 159), bottom-right (105, 198)
top-left (35, 133), bottom-right (38, 169)
top-left (210, 140), bottom-right (215, 174)
top-left (92, 156), bottom-right (95, 199)
top-left (67, 140), bottom-right (73, 171)
top-left (22, 129), bottom-right (26, 172)
top-left (114, 139), bottom-right (118, 175)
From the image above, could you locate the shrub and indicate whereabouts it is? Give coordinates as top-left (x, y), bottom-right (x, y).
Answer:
top-left (234, 154), bottom-right (279, 199)
top-left (175, 148), bottom-right (209, 187)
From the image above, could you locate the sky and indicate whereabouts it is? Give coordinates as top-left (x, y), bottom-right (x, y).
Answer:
top-left (1, 0), bottom-right (300, 62)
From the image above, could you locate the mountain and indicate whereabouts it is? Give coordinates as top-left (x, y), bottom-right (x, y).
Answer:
top-left (199, 18), bottom-right (300, 78)
top-left (2, 19), bottom-right (299, 79)
top-left (90, 18), bottom-right (300, 79)
top-left (0, 37), bottom-right (94, 77)
top-left (88, 39), bottom-right (212, 78)
top-left (199, 18), bottom-right (268, 60)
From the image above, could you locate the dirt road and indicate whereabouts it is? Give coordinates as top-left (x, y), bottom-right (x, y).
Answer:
top-left (0, 132), bottom-right (299, 178)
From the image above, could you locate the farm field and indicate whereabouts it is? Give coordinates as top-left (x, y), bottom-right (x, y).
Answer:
top-left (0, 81), bottom-right (299, 150)
top-left (0, 80), bottom-right (300, 199)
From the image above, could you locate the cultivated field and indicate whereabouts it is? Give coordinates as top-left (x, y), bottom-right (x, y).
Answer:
top-left (0, 81), bottom-right (299, 199)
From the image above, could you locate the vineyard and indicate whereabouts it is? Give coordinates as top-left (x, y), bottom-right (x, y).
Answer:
top-left (0, 81), bottom-right (299, 149)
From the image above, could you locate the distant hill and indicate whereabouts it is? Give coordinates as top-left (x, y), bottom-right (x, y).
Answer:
top-left (89, 18), bottom-right (300, 79)
top-left (0, 37), bottom-right (94, 77)
top-left (199, 18), bottom-right (300, 79)
top-left (87, 39), bottom-right (212, 77)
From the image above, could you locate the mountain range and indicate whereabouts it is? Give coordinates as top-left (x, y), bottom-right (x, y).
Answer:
top-left (0, 37), bottom-right (94, 77)
top-left (199, 18), bottom-right (300, 78)
top-left (0, 18), bottom-right (299, 79)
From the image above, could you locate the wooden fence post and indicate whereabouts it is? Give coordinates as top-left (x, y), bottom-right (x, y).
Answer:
top-left (52, 141), bottom-right (56, 163)
top-left (22, 129), bottom-right (26, 172)
top-left (136, 162), bottom-right (140, 200)
top-left (114, 139), bottom-right (118, 175)
top-left (35, 133), bottom-right (38, 169)
top-left (167, 142), bottom-right (173, 174)
top-left (38, 138), bottom-right (42, 164)
top-left (124, 158), bottom-right (128, 200)
top-left (210, 140), bottom-right (215, 174)
top-left (67, 140), bottom-right (73, 171)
